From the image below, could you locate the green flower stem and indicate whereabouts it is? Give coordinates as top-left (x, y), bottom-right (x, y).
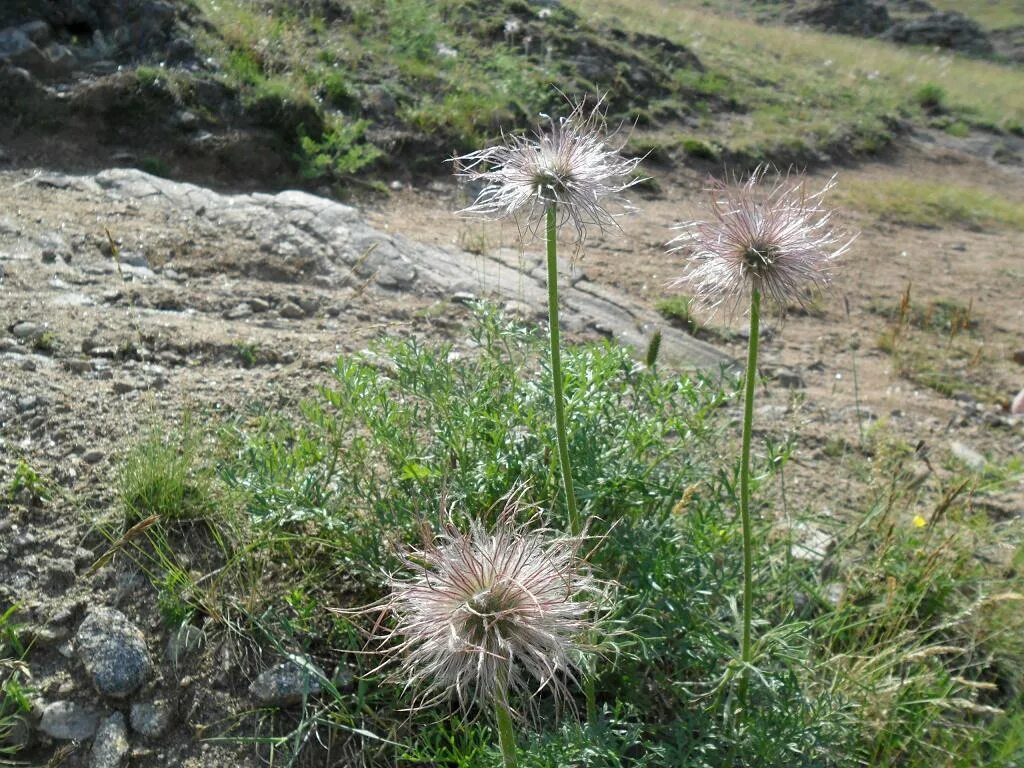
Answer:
top-left (545, 204), bottom-right (580, 536)
top-left (738, 287), bottom-right (761, 707)
top-left (545, 204), bottom-right (597, 726)
top-left (495, 686), bottom-right (518, 768)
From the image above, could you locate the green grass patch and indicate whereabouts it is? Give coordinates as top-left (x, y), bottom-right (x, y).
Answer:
top-left (656, 295), bottom-right (701, 334)
top-left (170, 0), bottom-right (1024, 179)
top-left (841, 178), bottom-right (1024, 230)
top-left (190, 0), bottom-right (711, 171)
top-left (945, 119), bottom-right (972, 137)
top-left (915, 82), bottom-right (947, 111)
top-left (119, 419), bottom-right (219, 522)
top-left (680, 136), bottom-right (719, 160)
top-left (570, 0), bottom-right (1024, 162)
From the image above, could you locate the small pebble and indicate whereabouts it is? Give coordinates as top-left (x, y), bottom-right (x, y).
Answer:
top-left (278, 301), bottom-right (306, 319)
top-left (11, 321), bottom-right (42, 340)
top-left (82, 449), bottom-right (104, 464)
top-left (249, 658), bottom-right (325, 707)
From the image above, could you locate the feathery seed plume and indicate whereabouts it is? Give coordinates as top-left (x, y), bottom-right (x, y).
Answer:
top-left (669, 167), bottom-right (853, 309)
top-left (453, 97), bottom-right (643, 245)
top-left (377, 497), bottom-right (602, 715)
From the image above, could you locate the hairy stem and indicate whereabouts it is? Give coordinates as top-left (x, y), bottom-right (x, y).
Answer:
top-left (495, 685), bottom-right (518, 768)
top-left (546, 204), bottom-right (580, 534)
top-left (545, 204), bottom-right (596, 725)
top-left (738, 287), bottom-right (761, 707)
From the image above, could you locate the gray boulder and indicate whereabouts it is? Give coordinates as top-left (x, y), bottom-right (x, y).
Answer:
top-left (0, 28), bottom-right (36, 63)
top-left (18, 20), bottom-right (52, 46)
top-left (0, 26), bottom-right (76, 78)
top-left (86, 169), bottom-right (732, 371)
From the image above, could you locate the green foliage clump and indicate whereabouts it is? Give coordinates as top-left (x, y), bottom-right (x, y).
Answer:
top-left (140, 156), bottom-right (171, 178)
top-left (234, 340), bottom-right (260, 369)
top-left (135, 65), bottom-right (165, 89)
top-left (657, 295), bottom-right (701, 334)
top-left (319, 71), bottom-right (357, 109)
top-left (384, 0), bottom-right (441, 62)
top-left (915, 82), bottom-right (947, 112)
top-left (945, 120), bottom-right (971, 137)
top-left (298, 117), bottom-right (383, 179)
top-left (112, 307), bottom-right (1023, 766)
top-left (681, 137), bottom-right (719, 160)
top-left (30, 332), bottom-right (60, 355)
top-left (221, 306), bottom-right (728, 574)
top-left (226, 48), bottom-right (263, 86)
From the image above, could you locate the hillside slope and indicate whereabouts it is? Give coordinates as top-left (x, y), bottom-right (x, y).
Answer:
top-left (2, 0), bottom-right (1022, 190)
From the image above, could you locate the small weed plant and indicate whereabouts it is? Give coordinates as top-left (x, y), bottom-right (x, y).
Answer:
top-left (297, 117), bottom-right (383, 181)
top-left (915, 83), bottom-right (947, 112)
top-left (30, 331), bottom-right (58, 354)
top-left (657, 295), bottom-right (702, 335)
top-left (0, 606), bottom-right (31, 760)
top-left (6, 460), bottom-right (50, 504)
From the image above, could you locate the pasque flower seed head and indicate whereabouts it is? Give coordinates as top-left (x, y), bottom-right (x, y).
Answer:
top-left (453, 97), bottom-right (642, 245)
top-left (378, 498), bottom-right (602, 714)
top-left (670, 167), bottom-right (854, 309)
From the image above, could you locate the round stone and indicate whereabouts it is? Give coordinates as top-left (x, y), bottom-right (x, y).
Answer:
top-left (75, 608), bottom-right (153, 699)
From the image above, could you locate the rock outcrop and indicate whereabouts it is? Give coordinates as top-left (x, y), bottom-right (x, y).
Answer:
top-left (789, 0), bottom-right (891, 36)
top-left (883, 11), bottom-right (994, 56)
top-left (84, 168), bottom-right (732, 370)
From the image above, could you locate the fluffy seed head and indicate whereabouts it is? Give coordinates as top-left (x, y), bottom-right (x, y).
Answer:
top-left (378, 498), bottom-right (602, 714)
top-left (453, 97), bottom-right (643, 244)
top-left (669, 167), bottom-right (854, 309)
